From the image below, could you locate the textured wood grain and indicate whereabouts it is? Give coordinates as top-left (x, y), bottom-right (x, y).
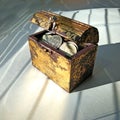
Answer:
top-left (70, 44), bottom-right (97, 91)
top-left (29, 11), bottom-right (99, 92)
top-left (29, 37), bottom-right (71, 92)
top-left (29, 35), bottom-right (98, 92)
top-left (31, 11), bottom-right (99, 44)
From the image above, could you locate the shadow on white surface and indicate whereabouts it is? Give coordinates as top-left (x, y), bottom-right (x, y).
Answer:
top-left (0, 59), bottom-right (31, 100)
top-left (27, 79), bottom-right (49, 120)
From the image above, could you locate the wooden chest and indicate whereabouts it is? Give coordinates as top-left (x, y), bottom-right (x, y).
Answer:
top-left (28, 11), bottom-right (99, 92)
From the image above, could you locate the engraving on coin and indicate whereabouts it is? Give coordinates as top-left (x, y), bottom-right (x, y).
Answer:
top-left (42, 34), bottom-right (62, 48)
top-left (49, 35), bottom-right (62, 48)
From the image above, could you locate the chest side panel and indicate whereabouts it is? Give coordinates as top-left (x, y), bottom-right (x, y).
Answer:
top-left (70, 45), bottom-right (97, 92)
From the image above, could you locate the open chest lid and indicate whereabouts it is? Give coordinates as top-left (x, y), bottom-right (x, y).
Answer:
top-left (31, 10), bottom-right (99, 44)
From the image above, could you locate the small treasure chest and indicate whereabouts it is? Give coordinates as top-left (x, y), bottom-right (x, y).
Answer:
top-left (28, 10), bottom-right (99, 92)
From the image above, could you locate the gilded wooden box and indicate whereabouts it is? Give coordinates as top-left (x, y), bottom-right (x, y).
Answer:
top-left (28, 11), bottom-right (99, 92)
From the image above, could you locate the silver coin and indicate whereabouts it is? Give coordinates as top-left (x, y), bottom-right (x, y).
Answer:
top-left (42, 34), bottom-right (52, 41)
top-left (67, 41), bottom-right (78, 49)
top-left (60, 41), bottom-right (78, 56)
top-left (48, 35), bottom-right (63, 48)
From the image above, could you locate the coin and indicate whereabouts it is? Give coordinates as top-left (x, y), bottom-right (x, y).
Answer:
top-left (60, 41), bottom-right (78, 56)
top-left (48, 35), bottom-right (63, 48)
top-left (42, 34), bottom-right (52, 41)
top-left (67, 41), bottom-right (78, 49)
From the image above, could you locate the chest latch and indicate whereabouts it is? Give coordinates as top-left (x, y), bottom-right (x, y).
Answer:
top-left (48, 16), bottom-right (57, 33)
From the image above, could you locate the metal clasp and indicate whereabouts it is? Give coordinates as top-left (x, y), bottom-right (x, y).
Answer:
top-left (48, 16), bottom-right (57, 32)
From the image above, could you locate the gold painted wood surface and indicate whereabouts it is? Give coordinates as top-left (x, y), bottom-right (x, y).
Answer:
top-left (29, 35), bottom-right (98, 92)
top-left (28, 11), bottom-right (99, 92)
top-left (70, 45), bottom-right (97, 91)
top-left (31, 11), bottom-right (99, 45)
top-left (29, 38), bottom-right (71, 92)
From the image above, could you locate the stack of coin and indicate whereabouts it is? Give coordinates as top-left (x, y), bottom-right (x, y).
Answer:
top-left (42, 32), bottom-right (78, 56)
